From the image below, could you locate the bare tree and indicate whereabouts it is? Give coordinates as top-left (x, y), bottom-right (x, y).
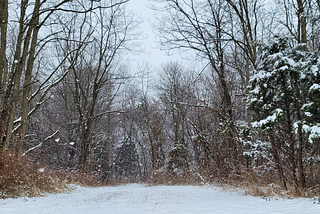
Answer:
top-left (45, 1), bottom-right (139, 172)
top-left (272, 0), bottom-right (320, 49)
top-left (139, 96), bottom-right (166, 171)
top-left (0, 0), bottom-right (117, 155)
top-left (225, 0), bottom-right (264, 86)
top-left (158, 62), bottom-right (192, 146)
top-left (155, 0), bottom-right (245, 168)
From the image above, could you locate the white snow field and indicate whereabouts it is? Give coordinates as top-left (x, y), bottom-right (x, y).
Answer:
top-left (0, 184), bottom-right (319, 214)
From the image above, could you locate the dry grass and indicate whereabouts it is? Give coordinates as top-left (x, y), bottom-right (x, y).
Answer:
top-left (149, 163), bottom-right (320, 199)
top-left (150, 163), bottom-right (203, 186)
top-left (0, 151), bottom-right (65, 198)
top-left (221, 165), bottom-right (320, 198)
top-left (150, 171), bottom-right (201, 186)
top-left (50, 169), bottom-right (103, 187)
top-left (222, 183), bottom-right (288, 198)
top-left (0, 151), bottom-right (103, 199)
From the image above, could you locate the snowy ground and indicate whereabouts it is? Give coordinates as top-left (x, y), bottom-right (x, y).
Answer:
top-left (0, 184), bottom-right (319, 214)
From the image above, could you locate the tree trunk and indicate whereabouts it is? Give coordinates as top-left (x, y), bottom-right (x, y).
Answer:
top-left (297, 0), bottom-right (307, 44)
top-left (17, 0), bottom-right (40, 156)
top-left (1, 0), bottom-right (30, 149)
top-left (269, 134), bottom-right (287, 190)
top-left (79, 116), bottom-right (92, 172)
top-left (0, 0), bottom-right (8, 149)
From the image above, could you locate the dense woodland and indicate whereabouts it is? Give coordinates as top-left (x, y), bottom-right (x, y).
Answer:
top-left (1, 0), bottom-right (320, 197)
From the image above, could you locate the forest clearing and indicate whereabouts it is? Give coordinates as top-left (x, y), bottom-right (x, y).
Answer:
top-left (1, 184), bottom-right (319, 214)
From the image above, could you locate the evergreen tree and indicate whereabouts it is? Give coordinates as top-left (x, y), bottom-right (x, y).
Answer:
top-left (248, 37), bottom-right (320, 191)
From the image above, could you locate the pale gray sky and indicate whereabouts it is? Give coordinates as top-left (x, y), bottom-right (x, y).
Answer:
top-left (125, 0), bottom-right (201, 96)
top-left (126, 0), bottom-right (188, 70)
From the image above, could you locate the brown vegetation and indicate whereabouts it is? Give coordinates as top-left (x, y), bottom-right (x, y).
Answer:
top-left (0, 150), bottom-right (102, 199)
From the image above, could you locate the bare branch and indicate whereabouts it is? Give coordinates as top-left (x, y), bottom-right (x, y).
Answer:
top-left (22, 129), bottom-right (59, 156)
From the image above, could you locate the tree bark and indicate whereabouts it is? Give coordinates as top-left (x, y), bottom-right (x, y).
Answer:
top-left (0, 0), bottom-right (8, 149)
top-left (1, 0), bottom-right (29, 149)
top-left (17, 0), bottom-right (41, 156)
top-left (269, 133), bottom-right (287, 190)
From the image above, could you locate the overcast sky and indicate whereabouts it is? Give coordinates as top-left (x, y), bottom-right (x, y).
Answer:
top-left (126, 0), bottom-right (188, 70)
top-left (125, 0), bottom-right (202, 95)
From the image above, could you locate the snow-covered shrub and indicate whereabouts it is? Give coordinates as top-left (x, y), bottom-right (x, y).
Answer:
top-left (151, 144), bottom-right (202, 185)
top-left (165, 144), bottom-right (190, 176)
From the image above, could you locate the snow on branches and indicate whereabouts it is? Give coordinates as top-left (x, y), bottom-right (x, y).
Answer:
top-left (248, 36), bottom-right (320, 142)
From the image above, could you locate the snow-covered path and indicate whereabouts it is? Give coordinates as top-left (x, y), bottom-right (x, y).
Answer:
top-left (0, 184), bottom-right (319, 214)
